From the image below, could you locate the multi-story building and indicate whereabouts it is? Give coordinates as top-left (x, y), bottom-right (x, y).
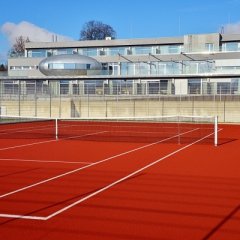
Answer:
top-left (6, 32), bottom-right (240, 95)
top-left (1, 32), bottom-right (240, 121)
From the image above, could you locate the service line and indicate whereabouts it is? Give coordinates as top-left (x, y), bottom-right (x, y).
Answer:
top-left (0, 130), bottom-right (107, 151)
top-left (0, 127), bottom-right (199, 220)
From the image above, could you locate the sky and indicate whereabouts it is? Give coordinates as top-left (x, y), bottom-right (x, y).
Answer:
top-left (1, 0), bottom-right (240, 62)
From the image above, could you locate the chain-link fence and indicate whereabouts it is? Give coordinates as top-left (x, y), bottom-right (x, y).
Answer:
top-left (0, 79), bottom-right (240, 122)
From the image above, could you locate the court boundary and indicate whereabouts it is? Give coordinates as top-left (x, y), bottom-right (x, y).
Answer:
top-left (0, 127), bottom-right (212, 220)
top-left (0, 129), bottom-right (219, 220)
top-left (0, 158), bottom-right (92, 164)
top-left (0, 128), bottom-right (198, 200)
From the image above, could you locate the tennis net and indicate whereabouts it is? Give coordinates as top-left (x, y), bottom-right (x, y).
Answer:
top-left (0, 115), bottom-right (218, 145)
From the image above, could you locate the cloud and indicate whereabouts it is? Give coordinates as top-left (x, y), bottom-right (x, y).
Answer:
top-left (1, 21), bottom-right (73, 45)
top-left (222, 22), bottom-right (240, 34)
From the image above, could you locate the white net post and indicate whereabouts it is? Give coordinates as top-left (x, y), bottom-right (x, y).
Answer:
top-left (55, 118), bottom-right (58, 140)
top-left (177, 115), bottom-right (181, 145)
top-left (214, 116), bottom-right (218, 146)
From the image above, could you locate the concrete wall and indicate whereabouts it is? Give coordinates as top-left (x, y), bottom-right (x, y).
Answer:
top-left (1, 97), bottom-right (239, 123)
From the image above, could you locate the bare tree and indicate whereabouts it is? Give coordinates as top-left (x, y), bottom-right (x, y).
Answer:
top-left (80, 20), bottom-right (116, 40)
top-left (0, 63), bottom-right (7, 71)
top-left (9, 36), bottom-right (30, 57)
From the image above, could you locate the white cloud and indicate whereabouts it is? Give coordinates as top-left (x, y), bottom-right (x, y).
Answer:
top-left (222, 22), bottom-right (240, 34)
top-left (1, 21), bottom-right (73, 45)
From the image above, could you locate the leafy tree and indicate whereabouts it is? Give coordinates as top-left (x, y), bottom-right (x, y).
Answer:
top-left (80, 20), bottom-right (116, 40)
top-left (9, 36), bottom-right (30, 57)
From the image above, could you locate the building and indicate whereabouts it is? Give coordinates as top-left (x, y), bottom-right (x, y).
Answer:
top-left (6, 32), bottom-right (240, 95)
top-left (1, 32), bottom-right (240, 121)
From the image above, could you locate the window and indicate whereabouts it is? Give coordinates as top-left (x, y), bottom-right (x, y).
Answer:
top-left (222, 42), bottom-right (240, 52)
top-left (108, 47), bottom-right (125, 56)
top-left (159, 45), bottom-right (182, 54)
top-left (49, 63), bottom-right (64, 69)
top-left (14, 66), bottom-right (22, 70)
top-left (48, 63), bottom-right (91, 70)
top-left (217, 82), bottom-right (230, 94)
top-left (60, 81), bottom-right (69, 95)
top-left (205, 43), bottom-right (214, 52)
top-left (126, 47), bottom-right (132, 55)
top-left (56, 48), bottom-right (74, 55)
top-left (168, 45), bottom-right (181, 54)
top-left (10, 65), bottom-right (38, 70)
top-left (217, 79), bottom-right (240, 94)
top-left (47, 51), bottom-right (52, 57)
top-left (82, 48), bottom-right (98, 57)
top-left (188, 79), bottom-right (201, 94)
top-left (31, 49), bottom-right (47, 58)
top-left (231, 78), bottom-right (240, 94)
top-left (64, 63), bottom-right (76, 69)
top-left (22, 66), bottom-right (30, 70)
top-left (98, 48), bottom-right (106, 56)
top-left (148, 80), bottom-right (169, 94)
top-left (134, 46), bottom-right (152, 55)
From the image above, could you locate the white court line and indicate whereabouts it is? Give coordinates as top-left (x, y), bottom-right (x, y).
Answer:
top-left (0, 213), bottom-right (46, 221)
top-left (0, 128), bottom-right (197, 200)
top-left (0, 130), bottom-right (107, 151)
top-left (0, 128), bottom-right (199, 220)
top-left (0, 158), bottom-right (91, 165)
top-left (45, 130), bottom-right (219, 220)
top-left (0, 128), bottom-right (221, 220)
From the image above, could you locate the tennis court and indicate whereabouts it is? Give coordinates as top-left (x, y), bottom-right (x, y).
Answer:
top-left (0, 116), bottom-right (239, 240)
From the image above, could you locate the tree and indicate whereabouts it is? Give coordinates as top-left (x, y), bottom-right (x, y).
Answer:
top-left (0, 63), bottom-right (7, 71)
top-left (80, 20), bottom-right (116, 40)
top-left (9, 36), bottom-right (30, 57)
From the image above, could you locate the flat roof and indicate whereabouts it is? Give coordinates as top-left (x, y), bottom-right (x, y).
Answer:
top-left (25, 36), bottom-right (184, 49)
top-left (25, 33), bottom-right (240, 50)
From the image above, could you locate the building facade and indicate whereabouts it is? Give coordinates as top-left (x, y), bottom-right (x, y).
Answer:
top-left (5, 32), bottom-right (240, 96)
top-left (1, 33), bottom-right (240, 121)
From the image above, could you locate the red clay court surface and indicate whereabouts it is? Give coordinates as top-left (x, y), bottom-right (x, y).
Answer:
top-left (0, 121), bottom-right (240, 240)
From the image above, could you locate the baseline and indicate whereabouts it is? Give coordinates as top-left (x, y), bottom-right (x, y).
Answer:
top-left (0, 128), bottom-right (198, 200)
top-left (0, 128), bottom-right (219, 220)
top-left (0, 158), bottom-right (91, 165)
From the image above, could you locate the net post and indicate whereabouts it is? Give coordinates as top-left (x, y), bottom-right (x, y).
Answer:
top-left (214, 116), bottom-right (218, 146)
top-left (55, 118), bottom-right (58, 140)
top-left (177, 115), bottom-right (181, 145)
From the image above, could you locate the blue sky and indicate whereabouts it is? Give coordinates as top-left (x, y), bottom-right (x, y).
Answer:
top-left (1, 0), bottom-right (240, 62)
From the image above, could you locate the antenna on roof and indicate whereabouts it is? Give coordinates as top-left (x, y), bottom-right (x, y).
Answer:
top-left (220, 26), bottom-right (224, 34)
top-left (51, 35), bottom-right (58, 42)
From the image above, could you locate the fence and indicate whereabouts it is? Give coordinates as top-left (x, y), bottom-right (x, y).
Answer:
top-left (0, 80), bottom-right (240, 122)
